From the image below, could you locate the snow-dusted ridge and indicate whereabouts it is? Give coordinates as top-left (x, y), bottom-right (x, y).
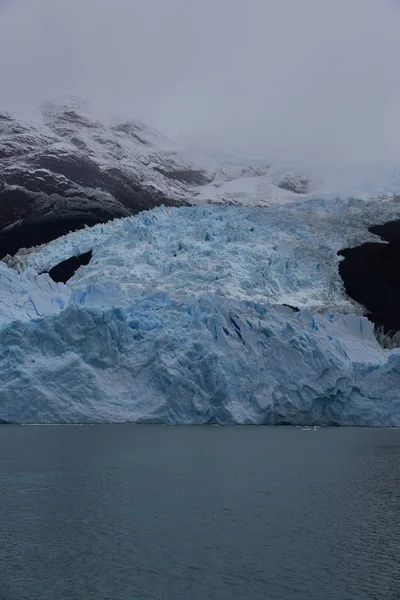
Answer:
top-left (1, 197), bottom-right (400, 425)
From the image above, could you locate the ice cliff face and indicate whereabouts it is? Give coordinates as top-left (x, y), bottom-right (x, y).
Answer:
top-left (0, 262), bottom-right (68, 326)
top-left (1, 200), bottom-right (400, 425)
top-left (1, 284), bottom-right (399, 426)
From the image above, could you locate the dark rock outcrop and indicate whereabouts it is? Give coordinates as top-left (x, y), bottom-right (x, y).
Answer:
top-left (46, 250), bottom-right (93, 284)
top-left (152, 167), bottom-right (212, 185)
top-left (0, 189), bottom-right (131, 258)
top-left (338, 220), bottom-right (400, 333)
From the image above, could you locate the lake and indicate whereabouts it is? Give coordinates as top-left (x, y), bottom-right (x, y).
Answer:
top-left (1, 425), bottom-right (400, 600)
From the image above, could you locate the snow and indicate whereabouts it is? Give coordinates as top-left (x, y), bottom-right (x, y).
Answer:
top-left (184, 138), bottom-right (400, 206)
top-left (1, 199), bottom-right (400, 425)
top-left (193, 161), bottom-right (400, 207)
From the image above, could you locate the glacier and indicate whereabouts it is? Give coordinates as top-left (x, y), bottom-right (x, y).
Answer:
top-left (11, 197), bottom-right (400, 311)
top-left (1, 199), bottom-right (400, 425)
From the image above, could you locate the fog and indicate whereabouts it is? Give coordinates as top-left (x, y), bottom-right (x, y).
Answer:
top-left (1, 0), bottom-right (400, 162)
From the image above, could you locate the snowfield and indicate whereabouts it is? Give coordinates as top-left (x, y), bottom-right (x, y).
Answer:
top-left (1, 197), bottom-right (400, 425)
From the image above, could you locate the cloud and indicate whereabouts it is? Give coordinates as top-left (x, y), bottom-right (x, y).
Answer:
top-left (1, 0), bottom-right (400, 163)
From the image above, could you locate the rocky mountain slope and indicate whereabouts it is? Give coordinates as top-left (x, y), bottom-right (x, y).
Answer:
top-left (0, 100), bottom-right (211, 257)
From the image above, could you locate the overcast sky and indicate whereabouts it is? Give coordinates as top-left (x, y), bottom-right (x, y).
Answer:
top-left (1, 0), bottom-right (400, 162)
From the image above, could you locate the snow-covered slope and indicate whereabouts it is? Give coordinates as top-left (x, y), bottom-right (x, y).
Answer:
top-left (193, 159), bottom-right (400, 207)
top-left (1, 199), bottom-right (400, 425)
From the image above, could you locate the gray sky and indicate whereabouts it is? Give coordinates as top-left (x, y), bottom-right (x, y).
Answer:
top-left (1, 0), bottom-right (400, 162)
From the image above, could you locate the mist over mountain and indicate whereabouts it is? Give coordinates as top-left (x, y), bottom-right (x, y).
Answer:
top-left (1, 0), bottom-right (400, 163)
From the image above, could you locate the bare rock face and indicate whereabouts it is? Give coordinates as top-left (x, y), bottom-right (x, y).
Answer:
top-left (46, 250), bottom-right (93, 284)
top-left (338, 220), bottom-right (400, 334)
top-left (0, 100), bottom-right (211, 258)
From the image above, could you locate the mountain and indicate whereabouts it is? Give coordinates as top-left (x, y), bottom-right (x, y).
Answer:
top-left (4, 99), bottom-right (400, 262)
top-left (0, 100), bottom-right (209, 258)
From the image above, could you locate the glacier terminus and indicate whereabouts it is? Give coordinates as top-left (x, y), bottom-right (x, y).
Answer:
top-left (1, 196), bottom-right (400, 426)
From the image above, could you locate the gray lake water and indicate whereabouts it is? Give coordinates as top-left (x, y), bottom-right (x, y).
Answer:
top-left (1, 425), bottom-right (400, 600)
